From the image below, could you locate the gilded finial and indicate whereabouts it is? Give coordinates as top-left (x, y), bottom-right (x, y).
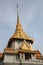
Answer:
top-left (17, 3), bottom-right (19, 18)
top-left (16, 3), bottom-right (23, 30)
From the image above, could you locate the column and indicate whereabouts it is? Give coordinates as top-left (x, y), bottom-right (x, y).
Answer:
top-left (31, 54), bottom-right (34, 60)
top-left (23, 53), bottom-right (25, 60)
top-left (20, 53), bottom-right (22, 60)
top-left (20, 53), bottom-right (25, 60)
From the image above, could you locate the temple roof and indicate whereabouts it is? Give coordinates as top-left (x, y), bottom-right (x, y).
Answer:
top-left (34, 50), bottom-right (42, 59)
top-left (4, 47), bottom-right (18, 54)
top-left (10, 5), bottom-right (33, 43)
top-left (4, 47), bottom-right (35, 54)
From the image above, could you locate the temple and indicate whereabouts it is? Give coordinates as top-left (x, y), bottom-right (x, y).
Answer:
top-left (0, 5), bottom-right (43, 64)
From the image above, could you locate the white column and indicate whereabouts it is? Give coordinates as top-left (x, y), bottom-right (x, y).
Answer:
top-left (20, 53), bottom-right (22, 60)
top-left (31, 54), bottom-right (34, 60)
top-left (23, 53), bottom-right (25, 60)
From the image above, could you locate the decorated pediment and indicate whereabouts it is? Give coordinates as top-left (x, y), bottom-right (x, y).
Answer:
top-left (19, 40), bottom-right (31, 50)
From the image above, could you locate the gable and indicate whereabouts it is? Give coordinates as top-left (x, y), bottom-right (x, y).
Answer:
top-left (19, 40), bottom-right (31, 50)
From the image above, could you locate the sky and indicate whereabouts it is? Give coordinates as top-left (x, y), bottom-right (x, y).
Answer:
top-left (0, 0), bottom-right (43, 54)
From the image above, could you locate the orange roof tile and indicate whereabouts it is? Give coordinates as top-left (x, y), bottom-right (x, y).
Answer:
top-left (4, 48), bottom-right (14, 51)
top-left (18, 49), bottom-right (35, 53)
top-left (4, 50), bottom-right (18, 55)
top-left (33, 50), bottom-right (43, 59)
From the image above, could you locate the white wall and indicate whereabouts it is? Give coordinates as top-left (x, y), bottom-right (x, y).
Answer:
top-left (3, 54), bottom-right (16, 63)
top-left (11, 40), bottom-right (23, 50)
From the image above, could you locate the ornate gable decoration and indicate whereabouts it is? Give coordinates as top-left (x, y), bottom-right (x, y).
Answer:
top-left (19, 40), bottom-right (31, 50)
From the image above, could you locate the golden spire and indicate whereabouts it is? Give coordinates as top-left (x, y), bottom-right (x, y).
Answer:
top-left (16, 4), bottom-right (23, 31)
top-left (10, 4), bottom-right (33, 43)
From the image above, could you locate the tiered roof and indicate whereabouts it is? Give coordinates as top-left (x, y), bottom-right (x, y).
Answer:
top-left (10, 7), bottom-right (33, 43)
